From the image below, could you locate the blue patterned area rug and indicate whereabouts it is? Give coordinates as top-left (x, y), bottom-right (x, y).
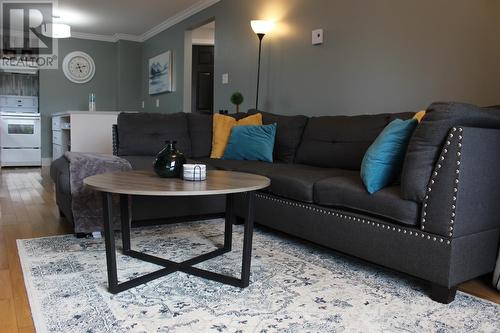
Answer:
top-left (17, 219), bottom-right (499, 333)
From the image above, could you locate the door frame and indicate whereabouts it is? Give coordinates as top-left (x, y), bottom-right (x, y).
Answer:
top-left (191, 45), bottom-right (214, 114)
top-left (183, 19), bottom-right (215, 114)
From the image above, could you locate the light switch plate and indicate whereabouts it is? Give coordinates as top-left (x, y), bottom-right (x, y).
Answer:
top-left (312, 29), bottom-right (323, 45)
top-left (222, 73), bottom-right (229, 84)
top-left (141, 101), bottom-right (145, 109)
top-left (156, 99), bottom-right (160, 107)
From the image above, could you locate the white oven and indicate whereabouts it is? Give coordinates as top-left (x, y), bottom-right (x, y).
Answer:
top-left (1, 114), bottom-right (41, 148)
top-left (0, 95), bottom-right (41, 166)
top-left (0, 113), bottom-right (41, 166)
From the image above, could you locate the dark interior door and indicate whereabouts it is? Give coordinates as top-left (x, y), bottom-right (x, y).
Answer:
top-left (192, 45), bottom-right (214, 114)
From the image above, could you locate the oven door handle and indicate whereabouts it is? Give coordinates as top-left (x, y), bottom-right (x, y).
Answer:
top-left (1, 116), bottom-right (40, 120)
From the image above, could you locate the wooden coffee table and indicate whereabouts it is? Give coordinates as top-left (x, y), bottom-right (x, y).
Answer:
top-left (84, 170), bottom-right (270, 294)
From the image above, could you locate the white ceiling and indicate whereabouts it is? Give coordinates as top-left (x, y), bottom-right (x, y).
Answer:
top-left (56, 0), bottom-right (218, 41)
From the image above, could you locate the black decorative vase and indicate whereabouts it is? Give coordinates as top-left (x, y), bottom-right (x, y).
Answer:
top-left (153, 140), bottom-right (186, 178)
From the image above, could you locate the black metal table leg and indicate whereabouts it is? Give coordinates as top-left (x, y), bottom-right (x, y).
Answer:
top-left (102, 192), bottom-right (119, 293)
top-left (120, 194), bottom-right (131, 253)
top-left (241, 192), bottom-right (255, 287)
top-left (100, 191), bottom-right (257, 293)
top-left (224, 194), bottom-right (234, 251)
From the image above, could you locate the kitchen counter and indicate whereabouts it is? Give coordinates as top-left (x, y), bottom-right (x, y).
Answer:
top-left (51, 111), bottom-right (138, 160)
top-left (51, 111), bottom-right (131, 116)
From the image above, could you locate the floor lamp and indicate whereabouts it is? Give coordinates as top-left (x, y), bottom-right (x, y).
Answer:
top-left (250, 20), bottom-right (274, 110)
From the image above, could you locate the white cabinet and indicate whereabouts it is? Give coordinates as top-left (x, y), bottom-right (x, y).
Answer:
top-left (51, 114), bottom-right (70, 160)
top-left (51, 111), bottom-right (126, 160)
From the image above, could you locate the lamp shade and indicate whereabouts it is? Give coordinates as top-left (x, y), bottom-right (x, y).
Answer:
top-left (42, 23), bottom-right (71, 38)
top-left (250, 20), bottom-right (274, 35)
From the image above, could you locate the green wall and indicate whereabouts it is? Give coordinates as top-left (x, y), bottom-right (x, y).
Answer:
top-left (39, 0), bottom-right (500, 157)
top-left (141, 0), bottom-right (500, 115)
top-left (117, 40), bottom-right (142, 111)
top-left (39, 38), bottom-right (141, 158)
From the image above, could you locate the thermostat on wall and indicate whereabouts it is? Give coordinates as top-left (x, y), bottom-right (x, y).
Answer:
top-left (312, 29), bottom-right (324, 45)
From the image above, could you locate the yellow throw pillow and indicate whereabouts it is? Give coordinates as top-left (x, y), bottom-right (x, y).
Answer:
top-left (413, 110), bottom-right (426, 123)
top-left (210, 113), bottom-right (263, 158)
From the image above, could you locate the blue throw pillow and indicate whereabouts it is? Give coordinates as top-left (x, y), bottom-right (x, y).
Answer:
top-left (223, 124), bottom-right (277, 162)
top-left (361, 118), bottom-right (418, 194)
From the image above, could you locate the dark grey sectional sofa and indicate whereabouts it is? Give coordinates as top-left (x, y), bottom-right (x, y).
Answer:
top-left (50, 102), bottom-right (500, 303)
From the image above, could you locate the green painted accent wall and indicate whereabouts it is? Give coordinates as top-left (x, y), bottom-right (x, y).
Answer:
top-left (39, 38), bottom-right (141, 158)
top-left (117, 40), bottom-right (142, 111)
top-left (141, 0), bottom-right (500, 115)
top-left (39, 0), bottom-right (500, 158)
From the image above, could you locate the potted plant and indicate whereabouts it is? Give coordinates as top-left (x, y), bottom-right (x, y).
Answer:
top-left (230, 92), bottom-right (244, 113)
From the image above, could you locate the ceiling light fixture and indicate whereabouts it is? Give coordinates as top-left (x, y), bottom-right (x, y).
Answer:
top-left (42, 16), bottom-right (71, 38)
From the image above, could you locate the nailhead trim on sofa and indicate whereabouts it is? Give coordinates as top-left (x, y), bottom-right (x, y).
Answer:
top-left (112, 124), bottom-right (119, 156)
top-left (420, 127), bottom-right (462, 238)
top-left (254, 192), bottom-right (451, 245)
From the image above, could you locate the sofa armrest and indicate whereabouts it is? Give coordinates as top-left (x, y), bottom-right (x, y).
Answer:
top-left (421, 126), bottom-right (500, 238)
top-left (112, 124), bottom-right (118, 156)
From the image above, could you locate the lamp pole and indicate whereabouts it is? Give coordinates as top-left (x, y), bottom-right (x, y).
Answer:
top-left (255, 33), bottom-right (264, 110)
top-left (251, 20), bottom-right (273, 110)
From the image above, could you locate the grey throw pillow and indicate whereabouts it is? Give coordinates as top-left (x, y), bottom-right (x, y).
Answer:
top-left (247, 109), bottom-right (308, 163)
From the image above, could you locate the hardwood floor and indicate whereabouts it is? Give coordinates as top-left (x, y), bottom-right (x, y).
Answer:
top-left (0, 167), bottom-right (498, 332)
top-left (0, 167), bottom-right (72, 333)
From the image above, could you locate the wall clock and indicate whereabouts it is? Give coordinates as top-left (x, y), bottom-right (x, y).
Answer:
top-left (62, 51), bottom-right (95, 83)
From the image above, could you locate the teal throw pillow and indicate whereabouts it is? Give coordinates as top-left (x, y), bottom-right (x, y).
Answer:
top-left (223, 124), bottom-right (277, 162)
top-left (361, 118), bottom-right (418, 194)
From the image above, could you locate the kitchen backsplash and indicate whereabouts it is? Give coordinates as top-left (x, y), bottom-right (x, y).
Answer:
top-left (0, 72), bottom-right (39, 96)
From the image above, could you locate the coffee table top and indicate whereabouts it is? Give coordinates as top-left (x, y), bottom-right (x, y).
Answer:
top-left (84, 170), bottom-right (270, 196)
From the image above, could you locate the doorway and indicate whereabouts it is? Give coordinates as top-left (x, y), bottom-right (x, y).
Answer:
top-left (183, 21), bottom-right (215, 114)
top-left (192, 45), bottom-right (214, 114)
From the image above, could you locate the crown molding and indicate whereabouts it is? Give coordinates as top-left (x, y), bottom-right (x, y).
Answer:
top-left (140, 0), bottom-right (220, 41)
top-left (71, 31), bottom-right (143, 43)
top-left (114, 33), bottom-right (143, 43)
top-left (71, 31), bottom-right (117, 42)
top-left (70, 0), bottom-right (220, 43)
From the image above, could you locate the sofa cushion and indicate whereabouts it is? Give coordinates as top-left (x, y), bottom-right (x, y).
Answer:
top-left (117, 112), bottom-right (191, 157)
top-left (197, 158), bottom-right (357, 203)
top-left (121, 155), bottom-right (155, 170)
top-left (265, 166), bottom-right (358, 203)
top-left (223, 124), bottom-right (277, 162)
top-left (248, 109), bottom-right (308, 163)
top-left (295, 112), bottom-right (414, 170)
top-left (58, 166), bottom-right (71, 195)
top-left (210, 113), bottom-right (262, 158)
top-left (401, 102), bottom-right (500, 202)
top-left (123, 155), bottom-right (205, 172)
top-left (187, 112), bottom-right (251, 158)
top-left (361, 118), bottom-right (418, 194)
top-left (314, 175), bottom-right (419, 226)
top-left (414, 110), bottom-right (426, 122)
top-left (196, 158), bottom-right (278, 175)
top-left (50, 156), bottom-right (71, 195)
top-left (50, 156), bottom-right (66, 183)
top-left (187, 113), bottom-right (212, 158)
